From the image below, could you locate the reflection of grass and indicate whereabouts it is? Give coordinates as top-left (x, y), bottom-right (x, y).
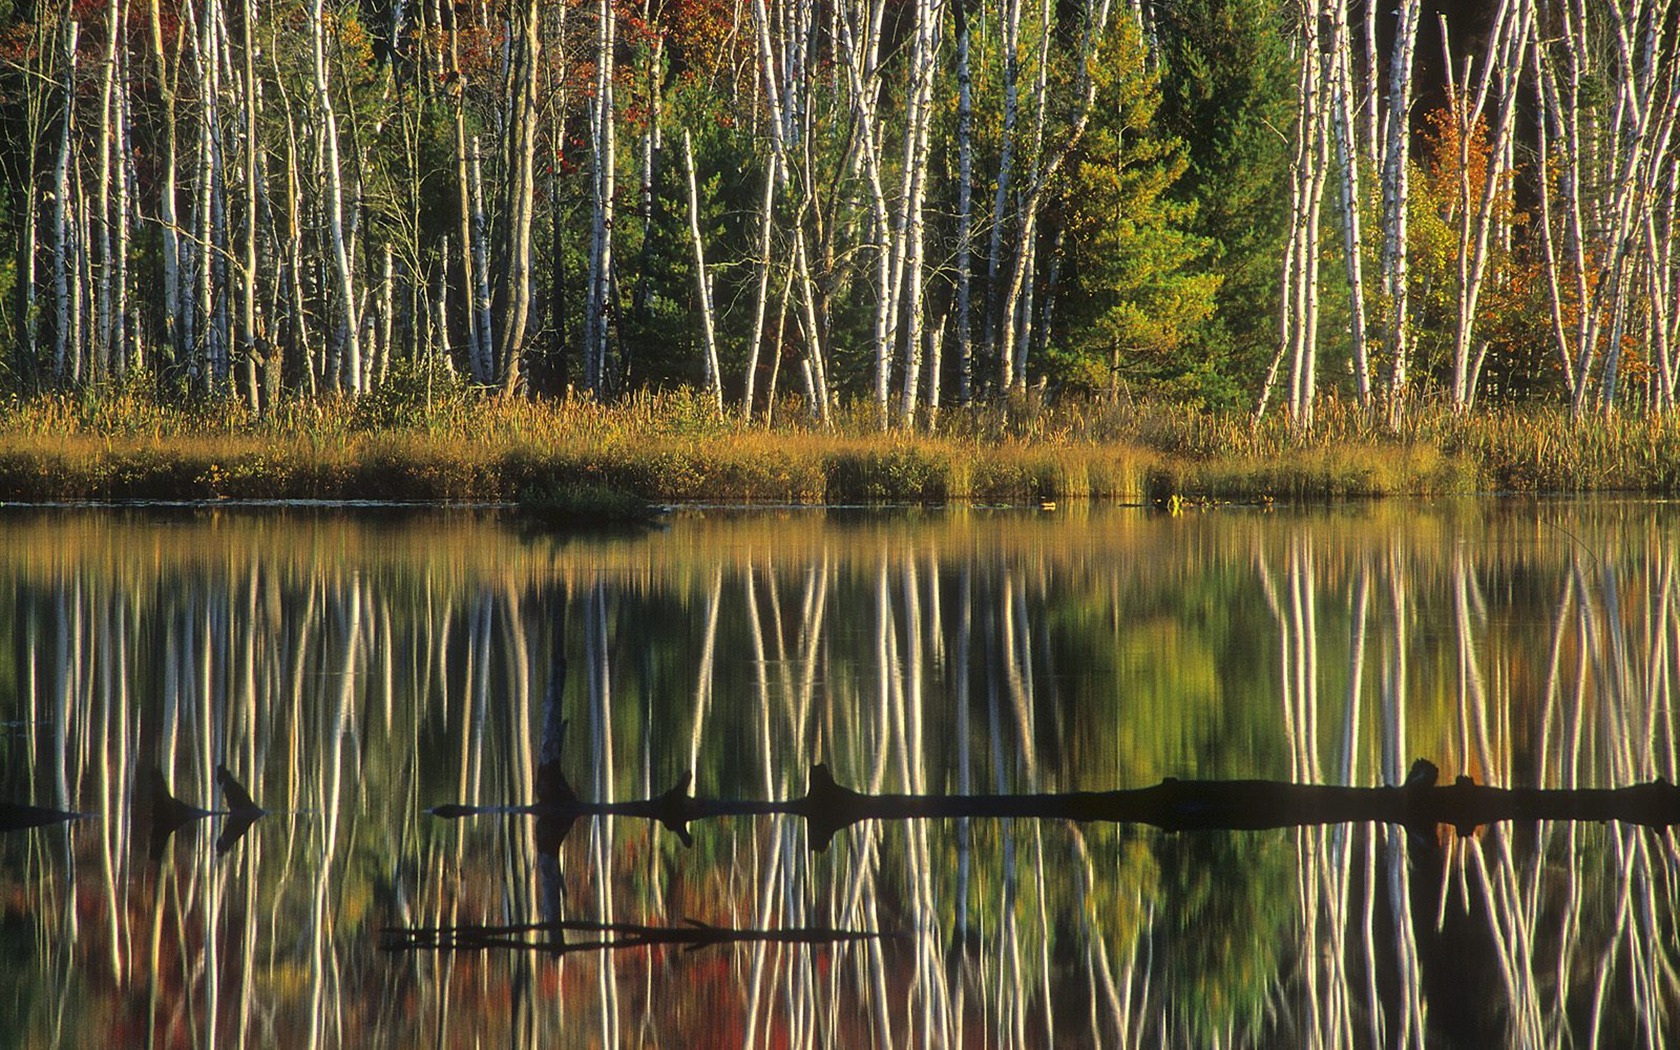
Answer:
top-left (17, 388), bottom-right (1676, 503)
top-left (518, 480), bottom-right (662, 528)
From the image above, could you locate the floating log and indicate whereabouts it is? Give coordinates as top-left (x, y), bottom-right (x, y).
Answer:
top-left (0, 800), bottom-right (85, 833)
top-left (431, 759), bottom-right (1680, 852)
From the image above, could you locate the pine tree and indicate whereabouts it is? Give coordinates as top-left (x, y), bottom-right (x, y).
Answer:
top-left (1041, 11), bottom-right (1219, 399)
top-left (1150, 0), bottom-right (1295, 408)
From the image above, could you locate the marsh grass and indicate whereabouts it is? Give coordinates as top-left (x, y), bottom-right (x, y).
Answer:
top-left (0, 386), bottom-right (1674, 503)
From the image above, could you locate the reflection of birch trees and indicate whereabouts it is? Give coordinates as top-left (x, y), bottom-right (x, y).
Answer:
top-left (4, 508), bottom-right (1680, 1045)
top-left (1255, 514), bottom-right (1680, 1049)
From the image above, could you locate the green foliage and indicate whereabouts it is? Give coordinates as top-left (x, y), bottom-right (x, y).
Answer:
top-left (1048, 14), bottom-right (1221, 398)
top-left (1150, 0), bottom-right (1296, 408)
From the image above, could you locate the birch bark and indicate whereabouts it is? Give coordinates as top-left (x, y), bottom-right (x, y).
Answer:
top-left (1381, 0), bottom-right (1420, 412)
top-left (681, 130), bottom-right (724, 410)
top-left (312, 0), bottom-right (361, 394)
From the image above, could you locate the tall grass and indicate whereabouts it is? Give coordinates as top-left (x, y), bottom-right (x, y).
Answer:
top-left (1, 384), bottom-right (1675, 502)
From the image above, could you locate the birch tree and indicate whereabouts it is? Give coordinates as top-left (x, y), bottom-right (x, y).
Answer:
top-left (1381, 0), bottom-right (1422, 411)
top-left (312, 0), bottom-right (361, 395)
top-left (1440, 2), bottom-right (1533, 411)
top-left (582, 0), bottom-right (616, 394)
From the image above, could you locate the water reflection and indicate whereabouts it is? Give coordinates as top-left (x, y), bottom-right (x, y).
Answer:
top-left (2, 503), bottom-right (1677, 1047)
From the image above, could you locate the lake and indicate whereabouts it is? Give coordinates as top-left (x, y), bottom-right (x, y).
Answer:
top-left (2, 501), bottom-right (1676, 1047)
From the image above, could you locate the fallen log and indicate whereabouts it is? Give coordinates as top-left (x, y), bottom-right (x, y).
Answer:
top-left (430, 759), bottom-right (1680, 852)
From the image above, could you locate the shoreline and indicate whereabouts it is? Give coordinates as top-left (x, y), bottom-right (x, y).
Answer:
top-left (3, 395), bottom-right (1677, 504)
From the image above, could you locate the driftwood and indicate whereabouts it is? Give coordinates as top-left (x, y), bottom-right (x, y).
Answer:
top-left (431, 758), bottom-right (1680, 853)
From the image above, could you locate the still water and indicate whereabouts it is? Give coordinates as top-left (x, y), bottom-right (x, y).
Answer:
top-left (1, 502), bottom-right (1676, 1047)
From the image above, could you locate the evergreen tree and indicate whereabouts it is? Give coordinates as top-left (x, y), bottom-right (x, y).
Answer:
top-left (1151, 0), bottom-right (1296, 408)
top-left (1045, 16), bottom-right (1219, 398)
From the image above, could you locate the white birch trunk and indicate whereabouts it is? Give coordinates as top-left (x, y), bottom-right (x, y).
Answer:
top-left (1442, 2), bottom-right (1532, 411)
top-left (149, 0), bottom-right (184, 370)
top-left (751, 0), bottom-right (828, 422)
top-left (1329, 0), bottom-right (1371, 404)
top-left (240, 0), bottom-right (261, 405)
top-left (898, 0), bottom-right (944, 423)
top-left (449, 22), bottom-right (485, 383)
top-left (470, 139), bottom-right (494, 383)
top-left (312, 0), bottom-right (361, 395)
top-left (986, 0), bottom-right (1022, 391)
top-left (836, 0), bottom-right (899, 426)
top-left (584, 0), bottom-right (616, 393)
top-left (955, 0), bottom-right (974, 403)
top-left (1381, 0), bottom-right (1421, 412)
top-left (681, 130), bottom-right (724, 411)
top-left (193, 0), bottom-right (224, 390)
top-left (54, 21), bottom-right (77, 386)
top-left (997, 0), bottom-right (1116, 394)
top-left (741, 171), bottom-right (776, 416)
top-left (97, 0), bottom-right (121, 379)
top-left (495, 0), bottom-right (540, 391)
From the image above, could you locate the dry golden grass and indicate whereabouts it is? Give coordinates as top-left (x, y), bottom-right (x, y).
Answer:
top-left (2, 386), bottom-right (1673, 503)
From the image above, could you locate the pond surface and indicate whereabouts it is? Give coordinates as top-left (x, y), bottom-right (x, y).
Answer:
top-left (1, 501), bottom-right (1677, 1047)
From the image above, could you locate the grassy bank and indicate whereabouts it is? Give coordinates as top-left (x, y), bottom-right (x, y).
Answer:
top-left (1, 387), bottom-right (1675, 504)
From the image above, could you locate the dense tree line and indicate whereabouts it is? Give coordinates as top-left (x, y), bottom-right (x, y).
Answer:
top-left (0, 0), bottom-right (1676, 424)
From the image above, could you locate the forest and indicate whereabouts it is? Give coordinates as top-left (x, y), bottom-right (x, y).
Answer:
top-left (0, 0), bottom-right (1676, 427)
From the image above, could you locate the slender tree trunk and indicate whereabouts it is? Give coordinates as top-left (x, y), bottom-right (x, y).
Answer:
top-left (239, 0), bottom-right (263, 408)
top-left (495, 0), bottom-right (540, 392)
top-left (681, 130), bottom-right (724, 411)
top-left (1329, 0), bottom-right (1371, 405)
top-left (150, 0), bottom-right (184, 371)
top-left (1532, 50), bottom-right (1578, 401)
top-left (897, 0), bottom-right (943, 424)
top-left (986, 0), bottom-right (1021, 393)
top-left (1381, 0), bottom-right (1421, 416)
top-left (194, 0), bottom-right (228, 391)
top-left (954, 0), bottom-right (974, 404)
top-left (997, 0), bottom-right (1115, 395)
top-left (837, 0), bottom-right (895, 427)
top-left (54, 21), bottom-right (77, 386)
top-left (312, 0), bottom-right (361, 394)
top-left (450, 18), bottom-right (485, 382)
top-left (97, 0), bottom-right (121, 381)
top-left (470, 139), bottom-right (495, 384)
top-left (1442, 3), bottom-right (1532, 411)
top-left (752, 0), bottom-right (828, 422)
top-left (631, 0), bottom-right (664, 327)
top-left (583, 0), bottom-right (617, 394)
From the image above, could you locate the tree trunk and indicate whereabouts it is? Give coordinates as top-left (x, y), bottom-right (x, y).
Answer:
top-left (954, 0), bottom-right (974, 404)
top-left (583, 0), bottom-right (617, 394)
top-left (1328, 0), bottom-right (1371, 405)
top-left (494, 0), bottom-right (540, 393)
top-left (1381, 0), bottom-right (1421, 415)
top-left (312, 0), bottom-right (361, 395)
top-left (681, 130), bottom-right (724, 411)
top-left (54, 21), bottom-right (77, 386)
top-left (1442, 3), bottom-right (1532, 411)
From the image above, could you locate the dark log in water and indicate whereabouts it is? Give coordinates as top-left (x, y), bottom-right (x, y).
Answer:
top-left (0, 800), bottom-right (85, 833)
top-left (380, 916), bottom-right (882, 954)
top-left (138, 766), bottom-right (267, 858)
top-left (214, 764), bottom-right (266, 855)
top-left (430, 759), bottom-right (1680, 852)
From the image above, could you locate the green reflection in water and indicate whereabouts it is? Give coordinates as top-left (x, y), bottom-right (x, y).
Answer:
top-left (0, 502), bottom-right (1677, 1047)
